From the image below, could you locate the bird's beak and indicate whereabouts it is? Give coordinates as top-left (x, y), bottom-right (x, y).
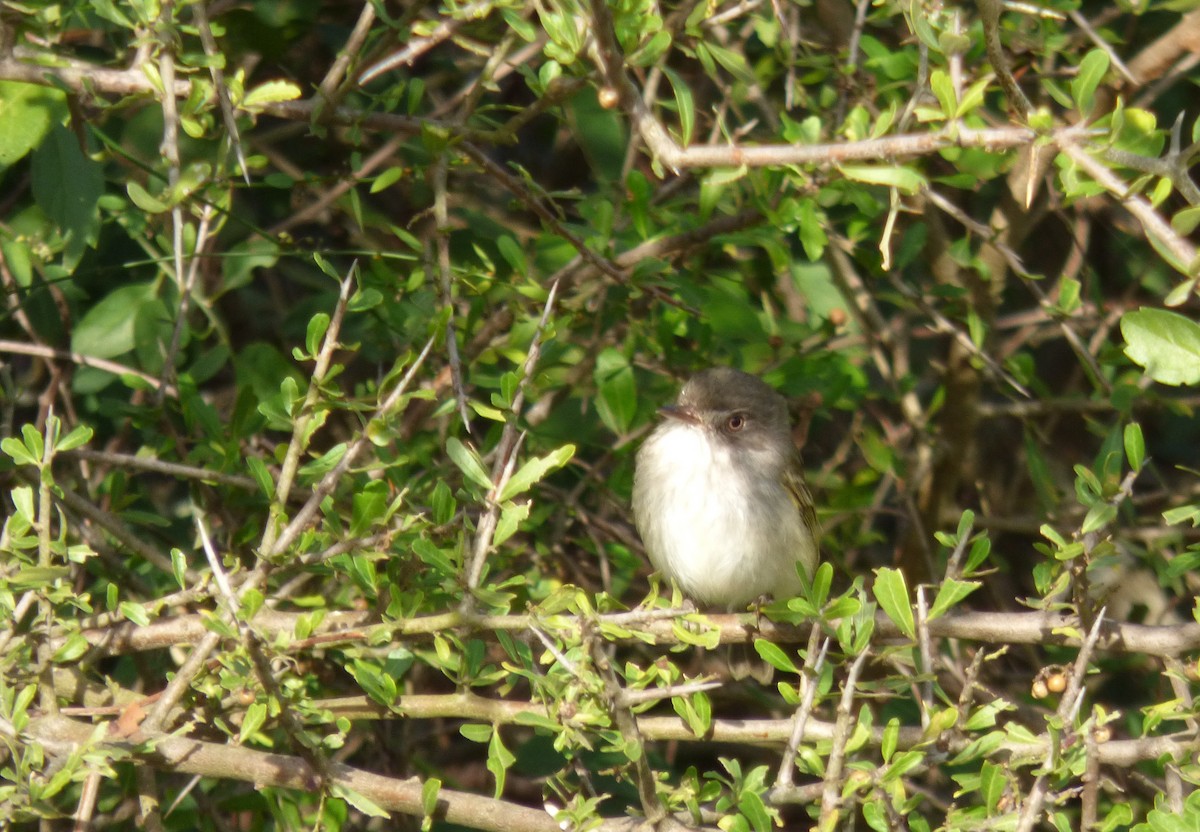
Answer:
top-left (658, 405), bottom-right (700, 425)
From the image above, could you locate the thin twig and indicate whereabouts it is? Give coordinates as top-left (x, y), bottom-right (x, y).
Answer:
top-left (430, 157), bottom-right (472, 434)
top-left (268, 334), bottom-right (436, 560)
top-left (916, 587), bottom-right (934, 731)
top-left (585, 624), bottom-right (667, 825)
top-left (193, 2), bottom-right (249, 183)
top-left (359, 0), bottom-right (495, 84)
top-left (817, 649), bottom-right (871, 824)
top-left (0, 340), bottom-right (176, 396)
top-left (260, 266), bottom-right (357, 557)
top-left (62, 448), bottom-right (258, 491)
top-left (316, 1), bottom-right (376, 114)
top-left (36, 607), bottom-right (1200, 662)
top-left (774, 633), bottom-right (829, 792)
top-left (463, 278), bottom-right (561, 593)
top-left (1014, 608), bottom-right (1108, 832)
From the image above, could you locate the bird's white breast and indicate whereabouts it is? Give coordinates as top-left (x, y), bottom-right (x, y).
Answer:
top-left (633, 422), bottom-right (813, 607)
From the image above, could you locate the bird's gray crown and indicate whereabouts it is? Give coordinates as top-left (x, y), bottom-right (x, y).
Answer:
top-left (677, 367), bottom-right (789, 433)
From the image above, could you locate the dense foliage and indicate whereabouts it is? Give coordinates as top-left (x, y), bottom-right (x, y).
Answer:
top-left (2, 0), bottom-right (1200, 829)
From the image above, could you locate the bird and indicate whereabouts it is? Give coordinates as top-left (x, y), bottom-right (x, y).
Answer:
top-left (632, 367), bottom-right (819, 609)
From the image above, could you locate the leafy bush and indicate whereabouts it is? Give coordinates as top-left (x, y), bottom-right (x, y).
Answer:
top-left (2, 0), bottom-right (1200, 829)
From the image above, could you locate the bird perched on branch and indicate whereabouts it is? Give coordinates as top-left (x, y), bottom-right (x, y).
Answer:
top-left (633, 366), bottom-right (819, 619)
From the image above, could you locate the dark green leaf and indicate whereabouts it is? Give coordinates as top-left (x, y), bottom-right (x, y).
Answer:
top-left (0, 80), bottom-right (66, 166)
top-left (594, 349), bottom-right (636, 435)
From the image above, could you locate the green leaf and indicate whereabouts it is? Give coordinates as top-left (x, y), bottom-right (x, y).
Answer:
top-left (881, 718), bottom-right (899, 763)
top-left (929, 69), bottom-right (956, 117)
top-left (754, 639), bottom-right (799, 674)
top-left (979, 761), bottom-right (1006, 812)
top-left (431, 480), bottom-right (457, 525)
top-left (239, 701), bottom-right (267, 744)
top-left (53, 633), bottom-right (90, 663)
top-left (171, 548), bottom-right (188, 590)
top-left (299, 442), bottom-right (347, 479)
top-left (630, 29), bottom-right (671, 67)
top-left (1081, 502), bottom-right (1117, 535)
top-left (1121, 308), bottom-right (1200, 386)
top-left (242, 79), bottom-right (303, 110)
top-left (330, 783), bottom-right (390, 818)
top-left (495, 235), bottom-right (527, 275)
top-left (809, 561), bottom-right (832, 607)
top-left (689, 690), bottom-right (712, 736)
top-left (21, 423), bottom-right (45, 463)
top-left (414, 539), bottom-right (457, 576)
top-left (32, 124), bottom-right (103, 268)
top-left (421, 778), bottom-right (442, 830)
top-left (499, 444), bottom-right (576, 502)
top-left (2, 436), bottom-right (37, 467)
top-left (446, 437), bottom-right (493, 491)
top-left (1057, 276), bottom-right (1082, 315)
top-left (71, 283), bottom-right (160, 360)
top-left (955, 509), bottom-right (975, 542)
top-left (872, 567), bottom-right (915, 640)
top-left (704, 41), bottom-right (756, 84)
top-left (594, 348), bottom-right (637, 435)
top-left (348, 659), bottom-right (398, 707)
top-left (1124, 422), bottom-right (1145, 472)
top-left (924, 705), bottom-right (959, 739)
top-left (1071, 49), bottom-right (1110, 117)
top-left (838, 164), bottom-right (926, 194)
top-left (370, 166), bottom-right (405, 194)
top-left (884, 749), bottom-right (925, 782)
top-left (119, 601), bottom-right (150, 627)
top-left (672, 689), bottom-right (712, 737)
top-left (460, 723), bottom-right (493, 742)
top-left (10, 486), bottom-right (34, 524)
top-left (737, 787), bottom-right (773, 832)
top-left (56, 424), bottom-right (93, 453)
top-left (671, 619), bottom-right (721, 649)
top-left (246, 456), bottom-right (275, 500)
top-left (1164, 504), bottom-right (1200, 527)
top-left (1165, 279), bottom-right (1195, 308)
top-left (305, 313), bottom-right (330, 357)
top-left (0, 80), bottom-right (67, 166)
top-left (10, 565), bottom-right (71, 589)
top-left (661, 66), bottom-right (694, 145)
top-left (487, 728), bottom-right (515, 798)
top-left (928, 579), bottom-right (980, 620)
top-left (351, 480), bottom-right (388, 536)
top-left (493, 501), bottom-right (530, 546)
top-left (1099, 802), bottom-right (1132, 832)
top-left (1172, 204), bottom-right (1200, 236)
top-left (796, 198), bottom-right (827, 261)
top-left (127, 180), bottom-right (169, 214)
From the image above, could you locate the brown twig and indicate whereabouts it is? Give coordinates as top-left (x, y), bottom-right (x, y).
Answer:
top-left (1014, 608), bottom-right (1108, 832)
top-left (37, 606), bottom-right (1200, 662)
top-left (30, 713), bottom-right (564, 832)
top-left (817, 649), bottom-right (870, 825)
top-left (462, 277), bottom-right (560, 594)
top-left (774, 632), bottom-right (829, 794)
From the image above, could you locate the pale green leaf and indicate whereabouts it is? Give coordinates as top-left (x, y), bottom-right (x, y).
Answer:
top-left (446, 437), bottom-right (493, 491)
top-left (873, 567), bottom-right (915, 640)
top-left (1121, 308), bottom-right (1200, 386)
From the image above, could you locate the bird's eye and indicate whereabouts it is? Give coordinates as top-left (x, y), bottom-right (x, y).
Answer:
top-left (725, 414), bottom-right (746, 432)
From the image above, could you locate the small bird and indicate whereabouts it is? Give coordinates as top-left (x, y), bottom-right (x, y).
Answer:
top-left (632, 367), bottom-right (819, 609)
